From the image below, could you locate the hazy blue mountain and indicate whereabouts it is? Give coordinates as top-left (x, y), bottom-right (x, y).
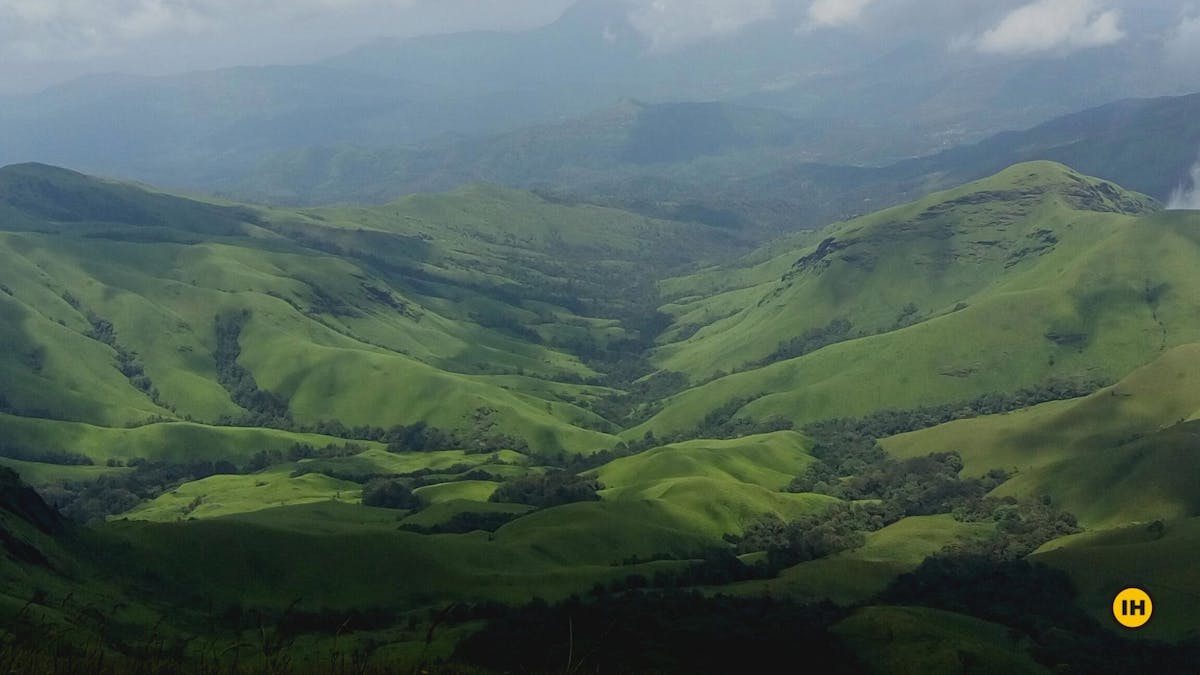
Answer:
top-left (719, 91), bottom-right (1200, 228)
top-left (218, 90), bottom-right (1200, 238)
top-left (1, 0), bottom-right (1197, 199)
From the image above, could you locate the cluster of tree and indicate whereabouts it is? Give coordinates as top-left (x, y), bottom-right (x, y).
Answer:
top-left (40, 459), bottom-right (241, 524)
top-left (734, 385), bottom-right (1096, 572)
top-left (804, 376), bottom-right (1109, 444)
top-left (590, 369), bottom-right (690, 428)
top-left (205, 360), bottom-right (507, 456)
top-left (0, 444), bottom-right (93, 466)
top-left (879, 555), bottom-right (1200, 674)
top-left (616, 397), bottom-right (794, 453)
top-left (734, 504), bottom-right (889, 569)
top-left (546, 444), bottom-right (641, 473)
top-left (546, 399), bottom-right (795, 476)
top-left (893, 301), bottom-right (921, 329)
top-left (609, 549), bottom-right (773, 590)
top-left (694, 397), bottom-right (794, 440)
top-left (947, 495), bottom-right (1083, 560)
top-left (245, 442), bottom-right (366, 473)
top-left (213, 311), bottom-right (294, 428)
top-left (745, 317), bottom-right (855, 370)
top-left (294, 462), bottom-right (501, 491)
top-left (490, 471), bottom-right (601, 508)
top-left (361, 478), bottom-right (422, 510)
top-left (791, 451), bottom-right (1010, 517)
top-left (454, 591), bottom-right (865, 675)
top-left (83, 311), bottom-right (169, 408)
top-left (38, 441), bottom-right (374, 523)
top-left (399, 510), bottom-right (521, 534)
top-left (383, 422), bottom-right (461, 454)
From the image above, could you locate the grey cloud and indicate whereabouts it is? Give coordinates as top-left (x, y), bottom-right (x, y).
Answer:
top-left (0, 0), bottom-right (1193, 94)
top-left (1166, 12), bottom-right (1200, 63)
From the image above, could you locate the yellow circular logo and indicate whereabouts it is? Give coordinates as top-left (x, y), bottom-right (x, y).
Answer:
top-left (1112, 588), bottom-right (1153, 629)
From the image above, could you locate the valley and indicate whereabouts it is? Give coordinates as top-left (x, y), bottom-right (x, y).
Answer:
top-left (2, 156), bottom-right (1199, 672)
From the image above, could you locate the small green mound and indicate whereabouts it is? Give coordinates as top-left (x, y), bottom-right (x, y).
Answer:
top-left (833, 606), bottom-right (1049, 675)
top-left (121, 468), bottom-right (361, 522)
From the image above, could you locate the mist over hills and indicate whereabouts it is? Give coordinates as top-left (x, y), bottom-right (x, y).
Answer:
top-left (220, 91), bottom-right (1200, 236)
top-left (1, 0), bottom-right (1198, 201)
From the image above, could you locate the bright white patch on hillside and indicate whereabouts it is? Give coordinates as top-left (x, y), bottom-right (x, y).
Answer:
top-left (1168, 160), bottom-right (1200, 210)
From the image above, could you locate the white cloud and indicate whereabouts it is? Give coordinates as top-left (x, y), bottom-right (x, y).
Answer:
top-left (1168, 157), bottom-right (1200, 210)
top-left (627, 0), bottom-right (775, 52)
top-left (806, 0), bottom-right (875, 27)
top-left (974, 0), bottom-right (1124, 55)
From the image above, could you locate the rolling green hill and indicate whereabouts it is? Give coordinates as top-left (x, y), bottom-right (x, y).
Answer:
top-left (882, 343), bottom-right (1200, 531)
top-left (873, 340), bottom-right (1200, 641)
top-left (0, 163), bottom-right (744, 459)
top-left (833, 605), bottom-right (1050, 675)
top-left (636, 162), bottom-right (1200, 440)
top-left (4, 159), bottom-right (1200, 670)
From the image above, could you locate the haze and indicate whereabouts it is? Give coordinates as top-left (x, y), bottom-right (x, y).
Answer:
top-left (2, 0), bottom-right (1196, 93)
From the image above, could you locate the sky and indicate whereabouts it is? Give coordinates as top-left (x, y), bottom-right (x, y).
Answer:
top-left (0, 0), bottom-right (1195, 93)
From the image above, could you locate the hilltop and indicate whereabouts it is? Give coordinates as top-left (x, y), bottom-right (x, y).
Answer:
top-left (636, 162), bottom-right (1193, 438)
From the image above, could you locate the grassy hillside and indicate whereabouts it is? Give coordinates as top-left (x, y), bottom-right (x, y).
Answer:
top-left (636, 162), bottom-right (1200, 440)
top-left (883, 344), bottom-right (1200, 528)
top-left (725, 515), bottom-right (994, 604)
top-left (1033, 518), bottom-right (1200, 640)
top-left (0, 163), bottom-right (743, 459)
top-left (5, 159), bottom-right (1200, 669)
top-left (833, 606), bottom-right (1050, 675)
top-left (874, 342), bottom-right (1200, 641)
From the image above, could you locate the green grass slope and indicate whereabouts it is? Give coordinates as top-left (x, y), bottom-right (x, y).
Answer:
top-left (0, 413), bottom-right (378, 466)
top-left (726, 515), bottom-right (994, 604)
top-left (93, 500), bottom-right (692, 609)
top-left (1033, 518), bottom-right (1200, 640)
top-left (656, 161), bottom-right (1158, 378)
top-left (121, 468), bottom-right (363, 522)
top-left (0, 163), bottom-right (741, 456)
top-left (833, 606), bottom-right (1050, 675)
top-left (637, 163), bottom-right (1200, 439)
top-left (588, 432), bottom-right (833, 538)
top-left (591, 431), bottom-right (813, 490)
top-left (883, 344), bottom-right (1200, 528)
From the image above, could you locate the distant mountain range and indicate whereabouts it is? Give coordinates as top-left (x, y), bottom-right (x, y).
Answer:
top-left (219, 92), bottom-right (1200, 235)
top-left (1, 0), bottom-right (1197, 200)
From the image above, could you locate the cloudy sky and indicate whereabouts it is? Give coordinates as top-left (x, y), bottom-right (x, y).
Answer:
top-left (0, 0), bottom-right (1194, 93)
